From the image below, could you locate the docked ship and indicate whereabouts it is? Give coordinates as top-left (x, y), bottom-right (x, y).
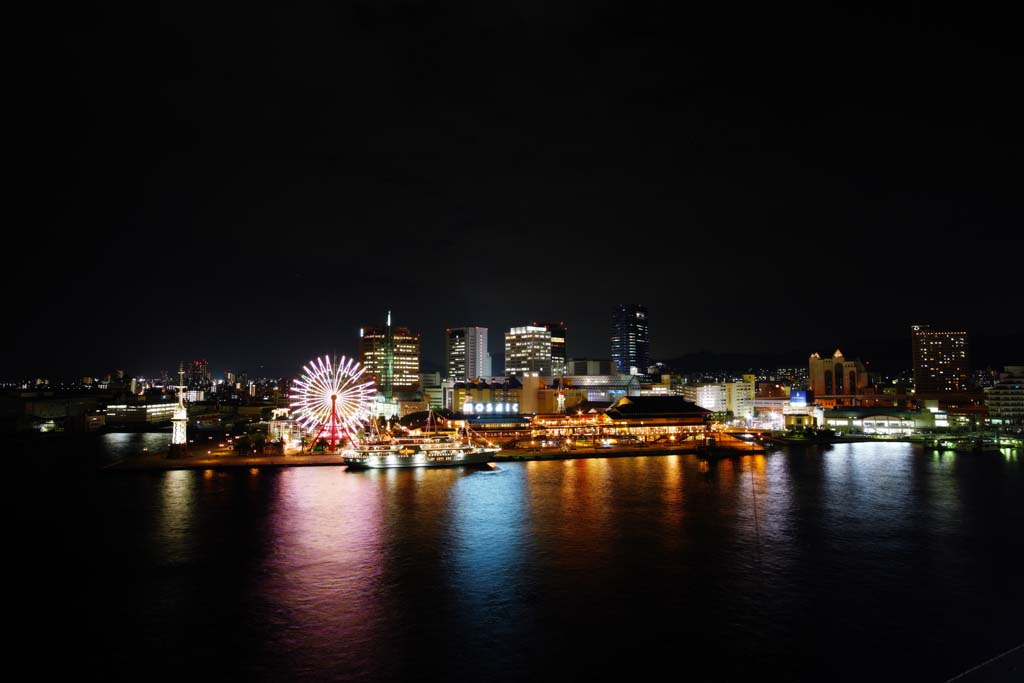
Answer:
top-left (342, 417), bottom-right (500, 469)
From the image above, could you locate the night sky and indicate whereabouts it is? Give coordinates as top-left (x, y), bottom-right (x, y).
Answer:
top-left (12, 2), bottom-right (1022, 378)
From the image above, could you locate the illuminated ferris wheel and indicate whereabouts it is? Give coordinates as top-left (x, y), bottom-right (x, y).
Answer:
top-left (289, 355), bottom-right (375, 452)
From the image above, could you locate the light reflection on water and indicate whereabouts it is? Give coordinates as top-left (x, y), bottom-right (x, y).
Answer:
top-left (33, 442), bottom-right (1024, 681)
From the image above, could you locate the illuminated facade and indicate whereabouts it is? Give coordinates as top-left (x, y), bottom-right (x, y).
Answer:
top-left (187, 360), bottom-right (212, 390)
top-left (106, 402), bottom-right (180, 424)
top-left (172, 365), bottom-right (187, 446)
top-left (985, 367), bottom-right (1024, 426)
top-left (562, 374), bottom-right (641, 402)
top-left (463, 395), bottom-right (711, 443)
top-left (453, 375), bottom-right (587, 415)
top-left (419, 372), bottom-right (444, 409)
top-left (822, 407), bottom-right (936, 436)
top-left (683, 383), bottom-right (728, 412)
top-left (726, 376), bottom-right (756, 420)
top-left (538, 322), bottom-right (567, 377)
top-left (611, 304), bottom-right (649, 376)
top-left (911, 325), bottom-right (970, 395)
top-left (809, 349), bottom-right (869, 404)
top-left (360, 313), bottom-right (421, 393)
top-left (446, 326), bottom-right (491, 381)
top-left (504, 326), bottom-right (552, 377)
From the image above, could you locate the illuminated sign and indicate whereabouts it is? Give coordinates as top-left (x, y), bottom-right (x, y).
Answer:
top-left (462, 402), bottom-right (519, 414)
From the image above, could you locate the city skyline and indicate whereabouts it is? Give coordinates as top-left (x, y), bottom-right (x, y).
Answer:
top-left (6, 314), bottom-right (1023, 381)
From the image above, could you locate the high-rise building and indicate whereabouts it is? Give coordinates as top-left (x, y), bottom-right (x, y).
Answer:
top-left (537, 322), bottom-right (567, 377)
top-left (360, 311), bottom-right (421, 396)
top-left (504, 326), bottom-right (552, 377)
top-left (446, 327), bottom-right (491, 381)
top-left (911, 325), bottom-right (970, 395)
top-left (985, 366), bottom-right (1024, 426)
top-left (187, 360), bottom-right (212, 390)
top-left (611, 304), bottom-right (650, 376)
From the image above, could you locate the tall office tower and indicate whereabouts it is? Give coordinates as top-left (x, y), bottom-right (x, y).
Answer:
top-left (360, 311), bottom-right (421, 397)
top-left (446, 327), bottom-right (491, 381)
top-left (537, 322), bottom-right (567, 376)
top-left (187, 360), bottom-right (212, 389)
top-left (611, 304), bottom-right (650, 375)
top-left (504, 325), bottom-right (552, 377)
top-left (911, 325), bottom-right (970, 395)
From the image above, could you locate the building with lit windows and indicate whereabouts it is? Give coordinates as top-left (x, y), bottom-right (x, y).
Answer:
top-left (611, 304), bottom-right (649, 376)
top-left (911, 325), bottom-right (970, 395)
top-left (821, 407), bottom-right (936, 436)
top-left (726, 376), bottom-right (756, 420)
top-left (453, 374), bottom-right (587, 415)
top-left (683, 383), bottom-right (728, 413)
top-left (681, 377), bottom-right (755, 420)
top-left (809, 349), bottom-right (870, 406)
top-left (105, 402), bottom-right (179, 425)
top-left (187, 360), bottom-right (212, 390)
top-left (505, 326), bottom-right (552, 377)
top-left (561, 374), bottom-right (641, 402)
top-left (537, 322), bottom-right (567, 376)
top-left (419, 372), bottom-right (443, 410)
top-left (359, 312), bottom-right (420, 394)
top-left (445, 327), bottom-right (491, 381)
top-left (985, 366), bottom-right (1024, 426)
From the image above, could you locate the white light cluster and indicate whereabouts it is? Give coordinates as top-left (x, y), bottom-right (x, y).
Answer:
top-left (290, 355), bottom-right (376, 439)
top-left (462, 402), bottom-right (519, 414)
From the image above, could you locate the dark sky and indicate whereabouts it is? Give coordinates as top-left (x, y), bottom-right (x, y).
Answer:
top-left (11, 1), bottom-right (1022, 378)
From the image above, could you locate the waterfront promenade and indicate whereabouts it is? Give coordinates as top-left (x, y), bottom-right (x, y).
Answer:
top-left (104, 433), bottom-right (763, 471)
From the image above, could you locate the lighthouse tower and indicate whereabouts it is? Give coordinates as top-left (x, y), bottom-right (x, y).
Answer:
top-left (169, 363), bottom-right (188, 456)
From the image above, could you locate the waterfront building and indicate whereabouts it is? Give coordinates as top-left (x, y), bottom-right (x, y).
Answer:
top-left (461, 395), bottom-right (711, 444)
top-left (537, 322), bottom-right (567, 377)
top-left (602, 396), bottom-right (711, 437)
top-left (360, 312), bottom-right (421, 394)
top-left (505, 326), bottom-right (552, 377)
top-left (445, 326), bottom-right (492, 381)
top-left (808, 349), bottom-right (870, 406)
top-left (821, 407), bottom-right (936, 436)
top-left (106, 402), bottom-right (179, 425)
top-left (611, 304), bottom-right (650, 376)
top-left (984, 366), bottom-right (1024, 426)
top-left (454, 377), bottom-right (523, 415)
top-left (911, 325), bottom-right (970, 395)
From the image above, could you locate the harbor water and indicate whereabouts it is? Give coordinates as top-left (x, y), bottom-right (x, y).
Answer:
top-left (8, 434), bottom-right (1023, 681)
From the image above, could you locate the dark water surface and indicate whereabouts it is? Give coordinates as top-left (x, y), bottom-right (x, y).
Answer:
top-left (9, 435), bottom-right (1024, 681)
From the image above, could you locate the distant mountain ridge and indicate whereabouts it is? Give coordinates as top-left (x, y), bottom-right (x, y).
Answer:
top-left (661, 333), bottom-right (1023, 373)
